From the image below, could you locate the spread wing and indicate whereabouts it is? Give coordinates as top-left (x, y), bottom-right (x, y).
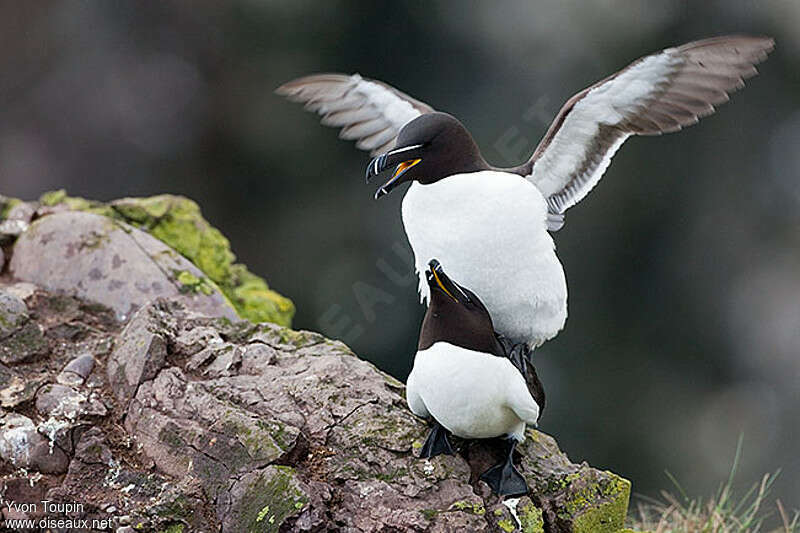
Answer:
top-left (276, 73), bottom-right (434, 156)
top-left (519, 35), bottom-right (774, 228)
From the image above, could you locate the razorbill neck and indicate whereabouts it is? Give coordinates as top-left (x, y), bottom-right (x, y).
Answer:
top-left (277, 36), bottom-right (774, 347)
top-left (407, 259), bottom-right (544, 497)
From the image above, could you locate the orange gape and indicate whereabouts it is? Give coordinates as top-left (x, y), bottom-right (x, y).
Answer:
top-left (392, 158), bottom-right (421, 178)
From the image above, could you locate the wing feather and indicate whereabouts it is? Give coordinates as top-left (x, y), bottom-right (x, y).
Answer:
top-left (276, 73), bottom-right (434, 156)
top-left (523, 35), bottom-right (774, 219)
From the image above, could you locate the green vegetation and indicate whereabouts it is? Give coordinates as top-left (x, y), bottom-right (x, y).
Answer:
top-left (38, 190), bottom-right (294, 326)
top-left (0, 195), bottom-right (21, 218)
top-left (519, 502), bottom-right (545, 533)
top-left (235, 466), bottom-right (307, 533)
top-left (567, 473), bottom-right (631, 532)
top-left (497, 518), bottom-right (516, 532)
top-left (451, 500), bottom-right (486, 516)
top-left (630, 440), bottom-right (799, 533)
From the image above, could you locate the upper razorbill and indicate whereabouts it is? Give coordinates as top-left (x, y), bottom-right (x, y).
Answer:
top-left (277, 35), bottom-right (774, 347)
top-left (406, 259), bottom-right (544, 496)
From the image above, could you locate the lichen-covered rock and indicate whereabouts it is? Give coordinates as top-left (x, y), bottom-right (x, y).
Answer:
top-left (9, 210), bottom-right (239, 322)
top-left (4, 200), bottom-right (35, 224)
top-left (34, 190), bottom-right (295, 326)
top-left (0, 283), bottom-right (633, 532)
top-left (0, 289), bottom-right (28, 340)
top-left (518, 432), bottom-right (631, 532)
top-left (0, 412), bottom-right (70, 473)
top-left (0, 320), bottom-right (48, 364)
top-left (35, 383), bottom-right (107, 419)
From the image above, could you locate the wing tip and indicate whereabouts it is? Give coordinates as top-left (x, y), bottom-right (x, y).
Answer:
top-left (679, 34), bottom-right (776, 50)
top-left (274, 72), bottom-right (358, 96)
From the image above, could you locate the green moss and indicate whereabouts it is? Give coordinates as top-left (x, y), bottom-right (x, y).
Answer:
top-left (0, 196), bottom-right (22, 219)
top-left (38, 191), bottom-right (295, 326)
top-left (39, 189), bottom-right (114, 217)
top-left (229, 265), bottom-right (295, 325)
top-left (421, 509), bottom-right (438, 520)
top-left (151, 494), bottom-right (192, 523)
top-left (232, 466), bottom-right (307, 533)
top-left (112, 195), bottom-right (172, 222)
top-left (222, 417), bottom-right (283, 461)
top-left (451, 500), bottom-right (485, 516)
top-left (384, 375), bottom-right (404, 388)
top-left (0, 321), bottom-right (48, 362)
top-left (255, 505), bottom-right (270, 523)
top-left (375, 467), bottom-right (408, 482)
top-left (160, 524), bottom-right (184, 533)
top-left (0, 302), bottom-right (25, 330)
top-left (40, 189), bottom-right (67, 206)
top-left (498, 519), bottom-right (516, 532)
top-left (174, 270), bottom-right (216, 296)
top-left (567, 473), bottom-right (631, 533)
top-left (519, 502), bottom-right (544, 533)
top-left (274, 326), bottom-right (323, 348)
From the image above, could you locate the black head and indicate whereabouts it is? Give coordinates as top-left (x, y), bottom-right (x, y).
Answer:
top-left (418, 259), bottom-right (503, 355)
top-left (366, 112), bottom-right (488, 199)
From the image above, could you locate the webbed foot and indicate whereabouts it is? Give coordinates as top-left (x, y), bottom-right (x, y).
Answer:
top-left (480, 438), bottom-right (529, 497)
top-left (420, 420), bottom-right (454, 458)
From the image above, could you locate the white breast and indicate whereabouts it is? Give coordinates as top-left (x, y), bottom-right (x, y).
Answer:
top-left (401, 172), bottom-right (567, 346)
top-left (406, 341), bottom-right (539, 440)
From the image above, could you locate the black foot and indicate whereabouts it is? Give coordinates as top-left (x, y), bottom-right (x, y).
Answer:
top-left (480, 439), bottom-right (529, 497)
top-left (420, 420), bottom-right (454, 458)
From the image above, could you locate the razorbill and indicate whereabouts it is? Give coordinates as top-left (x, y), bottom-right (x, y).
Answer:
top-left (406, 259), bottom-right (544, 497)
top-left (277, 36), bottom-right (774, 347)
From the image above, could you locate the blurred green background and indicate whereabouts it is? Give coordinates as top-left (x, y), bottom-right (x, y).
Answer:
top-left (1, 0), bottom-right (798, 513)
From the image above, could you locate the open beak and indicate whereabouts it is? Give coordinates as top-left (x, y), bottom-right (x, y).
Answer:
top-left (365, 143), bottom-right (424, 199)
top-left (425, 259), bottom-right (471, 304)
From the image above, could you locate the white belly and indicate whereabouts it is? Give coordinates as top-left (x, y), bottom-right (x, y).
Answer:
top-left (407, 342), bottom-right (533, 439)
top-left (401, 172), bottom-right (567, 346)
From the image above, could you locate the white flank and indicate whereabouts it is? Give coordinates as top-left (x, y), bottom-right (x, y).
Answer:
top-left (406, 341), bottom-right (540, 440)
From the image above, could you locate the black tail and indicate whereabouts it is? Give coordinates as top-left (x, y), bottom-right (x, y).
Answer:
top-left (495, 335), bottom-right (545, 421)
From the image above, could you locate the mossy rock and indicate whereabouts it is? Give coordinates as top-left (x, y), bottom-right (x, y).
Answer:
top-left (567, 472), bottom-right (631, 532)
top-left (225, 466), bottom-right (308, 533)
top-left (37, 190), bottom-right (294, 326)
top-left (0, 195), bottom-right (23, 219)
top-left (516, 430), bottom-right (633, 533)
top-left (518, 501), bottom-right (545, 533)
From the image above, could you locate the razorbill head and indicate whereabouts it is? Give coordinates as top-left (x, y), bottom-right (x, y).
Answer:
top-left (277, 36), bottom-right (774, 348)
top-left (406, 259), bottom-right (544, 496)
top-left (365, 112), bottom-right (488, 199)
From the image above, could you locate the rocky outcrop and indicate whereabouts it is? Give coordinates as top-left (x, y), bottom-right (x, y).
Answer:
top-left (11, 210), bottom-right (238, 322)
top-left (0, 194), bottom-right (633, 532)
top-left (3, 192), bottom-right (295, 326)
